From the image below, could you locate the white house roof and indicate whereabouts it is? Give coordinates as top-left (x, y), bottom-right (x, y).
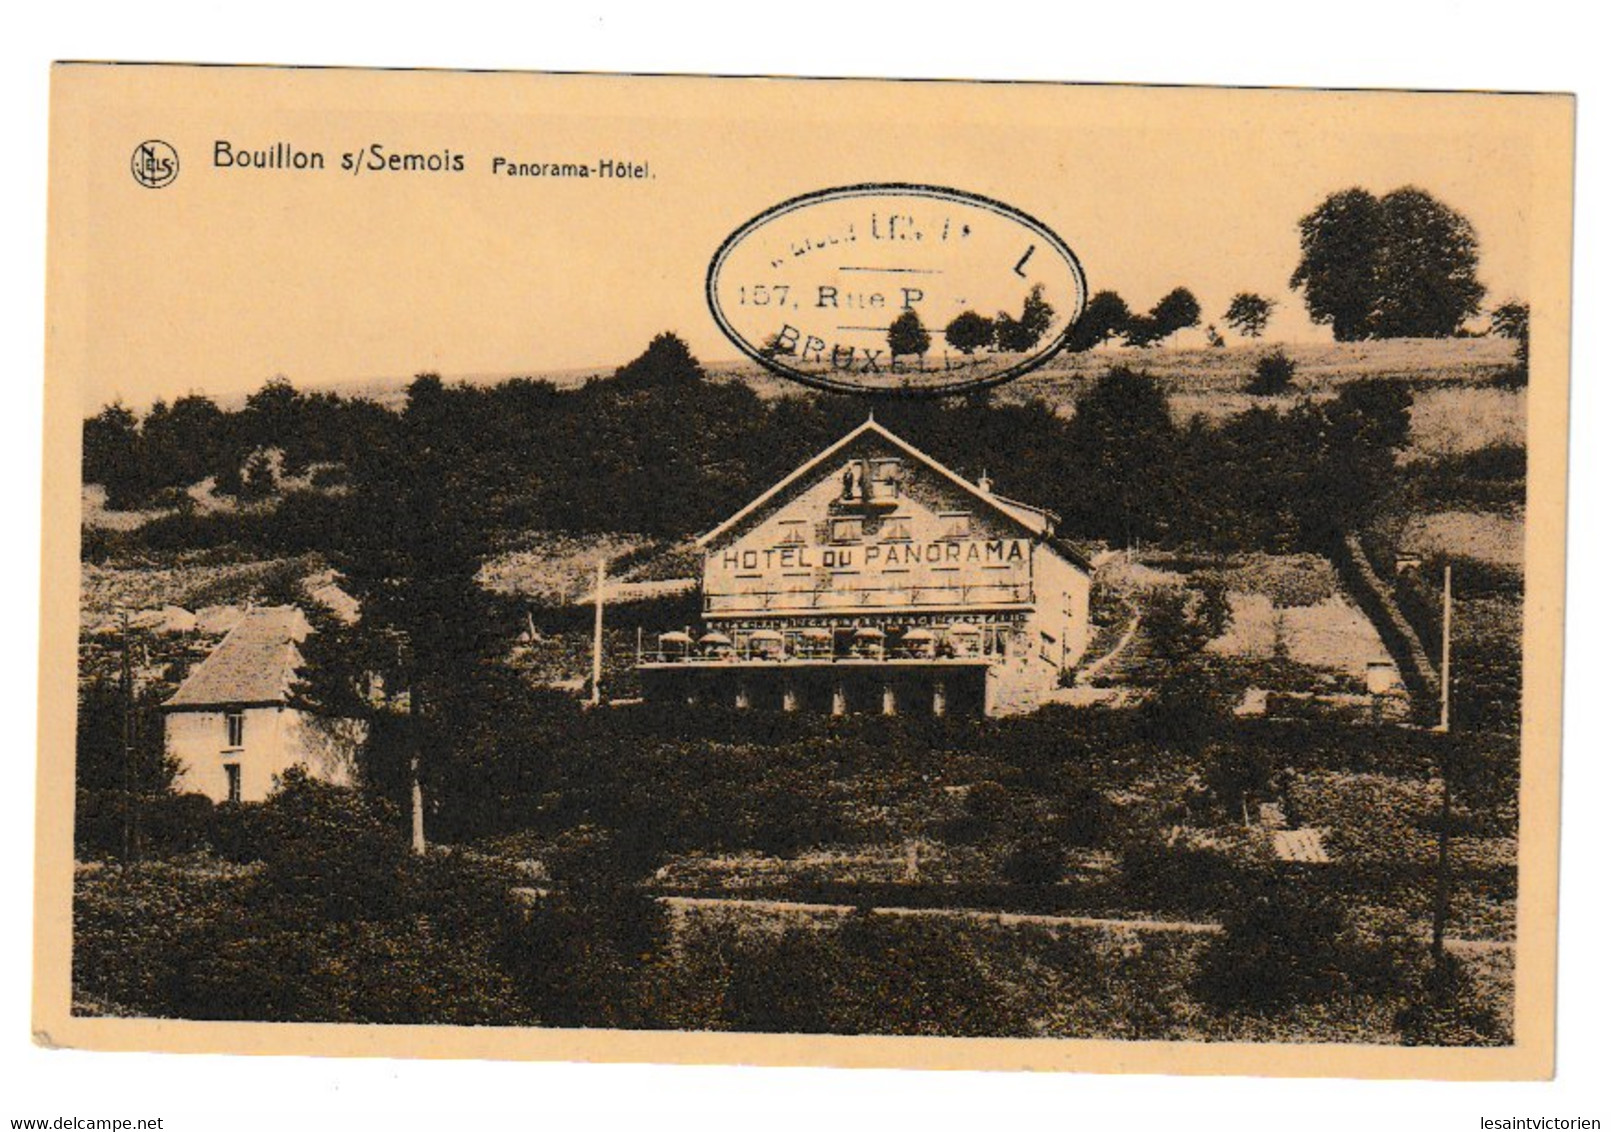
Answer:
top-left (695, 418), bottom-right (1085, 571)
top-left (163, 606), bottom-right (311, 710)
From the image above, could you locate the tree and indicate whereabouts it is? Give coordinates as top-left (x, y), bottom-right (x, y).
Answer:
top-left (1290, 188), bottom-right (1382, 341)
top-left (328, 374), bottom-right (501, 853)
top-left (1065, 290), bottom-right (1132, 352)
top-left (887, 309), bottom-right (931, 359)
top-left (83, 403), bottom-right (144, 509)
top-left (1491, 300), bottom-right (1530, 384)
top-left (142, 393), bottom-right (226, 490)
top-left (613, 330), bottom-right (705, 390)
top-left (244, 376), bottom-right (308, 473)
top-left (1298, 378), bottom-right (1413, 542)
top-left (1124, 287), bottom-right (1201, 347)
top-left (1291, 186), bottom-right (1484, 340)
top-left (1224, 293), bottom-right (1275, 338)
top-left (992, 284), bottom-right (1056, 352)
top-left (1373, 188), bottom-right (1486, 337)
top-left (944, 311), bottom-right (995, 355)
top-left (1490, 300), bottom-right (1529, 341)
top-left (1143, 581), bottom-right (1230, 664)
top-left (1062, 366), bottom-right (1178, 543)
top-left (1019, 283), bottom-right (1056, 345)
top-left (1151, 287), bottom-right (1202, 335)
top-left (239, 450), bottom-right (279, 501)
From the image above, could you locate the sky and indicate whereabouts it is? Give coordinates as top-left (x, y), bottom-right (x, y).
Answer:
top-left (50, 67), bottom-right (1569, 410)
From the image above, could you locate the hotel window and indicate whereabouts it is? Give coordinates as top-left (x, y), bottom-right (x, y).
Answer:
top-left (224, 764), bottom-right (242, 804)
top-left (940, 512), bottom-right (972, 540)
top-left (225, 710), bottom-right (244, 749)
top-left (831, 517), bottom-right (862, 543)
top-left (881, 515), bottom-right (913, 541)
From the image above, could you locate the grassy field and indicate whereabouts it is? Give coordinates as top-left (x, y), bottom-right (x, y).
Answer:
top-left (708, 337), bottom-right (1524, 456)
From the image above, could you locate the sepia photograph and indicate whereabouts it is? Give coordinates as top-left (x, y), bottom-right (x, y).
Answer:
top-left (33, 62), bottom-right (1572, 1081)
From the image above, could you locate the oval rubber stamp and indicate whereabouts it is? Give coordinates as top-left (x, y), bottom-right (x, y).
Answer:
top-left (708, 184), bottom-right (1086, 396)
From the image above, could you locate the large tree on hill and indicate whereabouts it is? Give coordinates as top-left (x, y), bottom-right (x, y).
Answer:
top-left (887, 309), bottom-right (931, 359)
top-left (992, 284), bottom-right (1057, 352)
top-left (1291, 186), bottom-right (1485, 340)
top-left (1224, 293), bottom-right (1275, 339)
top-left (1490, 299), bottom-right (1530, 382)
top-left (944, 311), bottom-right (995, 355)
top-left (1065, 290), bottom-right (1132, 352)
top-left (1124, 287), bottom-right (1201, 347)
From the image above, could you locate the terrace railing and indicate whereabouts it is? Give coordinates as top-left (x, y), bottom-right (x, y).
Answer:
top-left (703, 580), bottom-right (1033, 615)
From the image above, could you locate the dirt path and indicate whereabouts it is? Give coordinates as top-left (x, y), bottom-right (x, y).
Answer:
top-left (658, 894), bottom-right (1223, 934)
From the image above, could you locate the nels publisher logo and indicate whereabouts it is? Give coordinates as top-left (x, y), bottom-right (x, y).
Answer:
top-left (130, 139), bottom-right (179, 188)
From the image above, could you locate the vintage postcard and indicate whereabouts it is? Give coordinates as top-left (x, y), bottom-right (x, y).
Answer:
top-left (35, 64), bottom-right (1573, 1078)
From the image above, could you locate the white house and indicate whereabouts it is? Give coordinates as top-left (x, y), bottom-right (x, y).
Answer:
top-left (162, 606), bottom-right (360, 803)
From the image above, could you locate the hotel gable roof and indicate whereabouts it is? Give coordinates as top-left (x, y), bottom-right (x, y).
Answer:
top-left (695, 418), bottom-right (1091, 573)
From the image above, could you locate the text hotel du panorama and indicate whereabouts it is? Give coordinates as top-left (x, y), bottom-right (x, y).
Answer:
top-left (208, 140), bottom-right (651, 180)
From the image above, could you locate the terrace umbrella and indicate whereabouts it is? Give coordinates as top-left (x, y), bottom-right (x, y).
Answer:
top-left (901, 628), bottom-right (936, 655)
top-left (699, 632), bottom-right (733, 646)
top-left (800, 628), bottom-right (832, 639)
top-left (658, 630), bottom-right (693, 661)
top-left (749, 630), bottom-right (785, 642)
top-left (853, 626), bottom-right (886, 657)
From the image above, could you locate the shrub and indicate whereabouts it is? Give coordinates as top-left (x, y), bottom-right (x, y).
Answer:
top-left (209, 801), bottom-right (270, 863)
top-left (964, 780), bottom-right (1012, 824)
top-left (1203, 744), bottom-right (1277, 822)
top-left (1246, 350), bottom-right (1297, 395)
top-left (1395, 954), bottom-right (1507, 1046)
top-left (75, 790), bottom-right (213, 861)
top-left (1118, 832), bottom-right (1243, 915)
top-left (495, 826), bottom-right (669, 1028)
top-left (719, 912), bottom-right (1019, 1037)
top-left (141, 792), bottom-right (215, 856)
top-left (1141, 663), bottom-right (1231, 752)
top-left (1194, 875), bottom-right (1422, 1015)
top-left (1002, 833), bottom-right (1067, 885)
top-left (254, 766), bottom-right (407, 921)
top-left (1195, 878), bottom-right (1351, 1010)
top-left (1058, 785), bottom-right (1114, 847)
top-left (161, 878), bottom-right (528, 1025)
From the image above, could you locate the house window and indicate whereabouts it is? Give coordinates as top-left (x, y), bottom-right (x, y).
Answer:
top-left (940, 512), bottom-right (972, 540)
top-left (831, 517), bottom-right (862, 543)
top-left (224, 711), bottom-right (244, 749)
top-left (224, 763), bottom-right (242, 804)
top-left (778, 520), bottom-right (807, 545)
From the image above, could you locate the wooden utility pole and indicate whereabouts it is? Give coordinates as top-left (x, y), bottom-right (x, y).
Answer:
top-left (408, 682), bottom-right (427, 856)
top-left (1431, 564), bottom-right (1453, 962)
top-left (1438, 564), bottom-right (1453, 733)
top-left (119, 609), bottom-right (136, 863)
top-left (590, 558), bottom-right (606, 708)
